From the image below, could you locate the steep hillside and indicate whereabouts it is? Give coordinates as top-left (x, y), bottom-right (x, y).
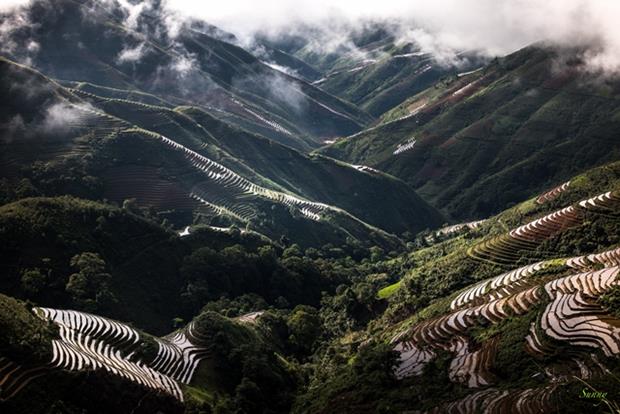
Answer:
top-left (258, 24), bottom-right (486, 117)
top-left (0, 295), bottom-right (296, 413)
top-left (4, 158), bottom-right (620, 414)
top-left (3, 1), bottom-right (620, 413)
top-left (0, 194), bottom-right (388, 331)
top-left (1, 0), bottom-right (373, 148)
top-left (294, 160), bottom-right (620, 414)
top-left (320, 45), bottom-right (620, 220)
top-left (0, 56), bottom-right (443, 248)
top-left (316, 45), bottom-right (486, 118)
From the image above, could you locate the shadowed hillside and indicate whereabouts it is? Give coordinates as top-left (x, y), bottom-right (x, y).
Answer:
top-left (0, 56), bottom-right (443, 248)
top-left (1, 0), bottom-right (373, 149)
top-left (320, 45), bottom-right (620, 220)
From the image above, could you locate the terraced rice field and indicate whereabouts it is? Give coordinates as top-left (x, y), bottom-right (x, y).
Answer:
top-left (1, 100), bottom-right (123, 178)
top-left (351, 164), bottom-right (380, 174)
top-left (230, 98), bottom-right (294, 137)
top-left (427, 385), bottom-right (558, 413)
top-left (566, 247), bottom-right (620, 271)
top-left (390, 189), bottom-right (620, 411)
top-left (236, 311), bottom-right (264, 324)
top-left (468, 190), bottom-right (620, 266)
top-left (33, 308), bottom-right (189, 401)
top-left (450, 261), bottom-right (548, 310)
top-left (393, 137), bottom-right (416, 155)
top-left (18, 305), bottom-right (266, 403)
top-left (102, 165), bottom-right (200, 211)
top-left (158, 134), bottom-right (333, 221)
top-left (151, 321), bottom-right (211, 384)
top-left (392, 285), bottom-right (543, 380)
top-left (0, 357), bottom-right (48, 402)
top-left (535, 181), bottom-right (570, 205)
top-left (393, 261), bottom-right (620, 406)
top-left (437, 220), bottom-right (486, 237)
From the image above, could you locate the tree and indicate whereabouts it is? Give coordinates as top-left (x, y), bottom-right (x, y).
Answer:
top-left (283, 244), bottom-right (302, 259)
top-left (14, 178), bottom-right (40, 199)
top-left (287, 305), bottom-right (322, 355)
top-left (353, 282), bottom-right (375, 308)
top-left (65, 252), bottom-right (116, 311)
top-left (122, 198), bottom-right (139, 213)
top-left (352, 343), bottom-right (398, 386)
top-left (21, 268), bottom-right (46, 295)
top-left (369, 246), bottom-right (385, 263)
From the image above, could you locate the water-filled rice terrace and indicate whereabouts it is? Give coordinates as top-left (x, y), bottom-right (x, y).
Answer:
top-left (389, 183), bottom-right (620, 413)
top-left (0, 307), bottom-right (222, 403)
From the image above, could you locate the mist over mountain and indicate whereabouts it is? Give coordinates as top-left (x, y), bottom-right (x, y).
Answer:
top-left (2, 1), bottom-right (620, 413)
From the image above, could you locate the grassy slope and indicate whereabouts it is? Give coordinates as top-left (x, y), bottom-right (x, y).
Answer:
top-left (319, 45), bottom-right (620, 221)
top-left (295, 159), bottom-right (620, 413)
top-left (13, 0), bottom-right (371, 147)
top-left (0, 55), bottom-right (443, 247)
top-left (318, 42), bottom-right (487, 118)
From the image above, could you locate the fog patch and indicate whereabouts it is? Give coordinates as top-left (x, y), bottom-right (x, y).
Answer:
top-left (234, 71), bottom-right (308, 115)
top-left (0, 5), bottom-right (39, 65)
top-left (42, 102), bottom-right (94, 133)
top-left (164, 0), bottom-right (620, 74)
top-left (116, 42), bottom-right (148, 63)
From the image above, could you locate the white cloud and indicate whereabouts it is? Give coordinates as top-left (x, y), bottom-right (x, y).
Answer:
top-left (0, 0), bottom-right (30, 11)
top-left (3, 0), bottom-right (620, 72)
top-left (116, 42), bottom-right (147, 63)
top-left (263, 61), bottom-right (300, 78)
top-left (117, 0), bottom-right (149, 30)
top-left (164, 0), bottom-right (620, 72)
top-left (42, 102), bottom-right (93, 132)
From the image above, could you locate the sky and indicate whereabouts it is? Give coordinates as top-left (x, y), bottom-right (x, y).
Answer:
top-left (1, 0), bottom-right (620, 72)
top-left (167, 0), bottom-right (620, 71)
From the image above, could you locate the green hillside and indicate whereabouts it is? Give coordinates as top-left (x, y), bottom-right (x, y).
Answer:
top-left (293, 160), bottom-right (620, 414)
top-left (0, 55), bottom-right (443, 249)
top-left (2, 157), bottom-right (620, 414)
top-left (320, 45), bottom-right (620, 220)
top-left (5, 0), bottom-right (372, 148)
top-left (258, 24), bottom-right (486, 118)
top-left (3, 1), bottom-right (620, 413)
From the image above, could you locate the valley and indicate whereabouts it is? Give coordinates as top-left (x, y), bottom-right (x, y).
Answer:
top-left (1, 0), bottom-right (620, 413)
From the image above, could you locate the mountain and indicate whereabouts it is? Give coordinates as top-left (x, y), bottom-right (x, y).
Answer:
top-left (3, 160), bottom-right (620, 414)
top-left (1, 0), bottom-right (373, 149)
top-left (3, 1), bottom-right (620, 413)
top-left (257, 23), bottom-right (487, 118)
top-left (294, 159), bottom-right (620, 413)
top-left (0, 54), bottom-right (442, 249)
top-left (319, 45), bottom-right (620, 220)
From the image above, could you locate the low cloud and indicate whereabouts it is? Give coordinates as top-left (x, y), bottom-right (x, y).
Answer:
top-left (116, 42), bottom-right (148, 63)
top-left (3, 0), bottom-right (620, 74)
top-left (42, 102), bottom-right (94, 133)
top-left (147, 52), bottom-right (218, 101)
top-left (0, 114), bottom-right (26, 143)
top-left (265, 74), bottom-right (307, 114)
top-left (263, 61), bottom-right (300, 79)
top-left (232, 68), bottom-right (308, 115)
top-left (164, 0), bottom-right (620, 74)
top-left (1, 100), bottom-right (96, 143)
top-left (0, 4), bottom-right (39, 65)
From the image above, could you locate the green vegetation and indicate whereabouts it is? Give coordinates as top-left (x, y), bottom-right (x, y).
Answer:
top-left (0, 294), bottom-right (55, 363)
top-left (377, 280), bottom-right (400, 299)
top-left (0, 52), bottom-right (442, 249)
top-left (319, 46), bottom-right (620, 220)
top-left (3, 1), bottom-right (620, 413)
